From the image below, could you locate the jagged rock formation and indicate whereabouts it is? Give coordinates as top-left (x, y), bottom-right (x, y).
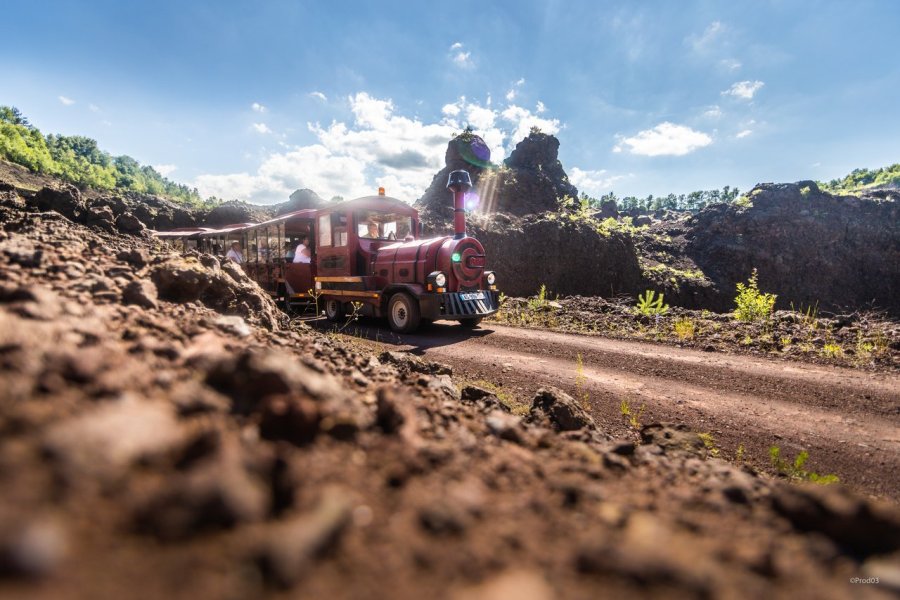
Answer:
top-left (202, 200), bottom-right (269, 226)
top-left (275, 188), bottom-right (324, 215)
top-left (686, 181), bottom-right (900, 315)
top-left (416, 130), bottom-right (578, 228)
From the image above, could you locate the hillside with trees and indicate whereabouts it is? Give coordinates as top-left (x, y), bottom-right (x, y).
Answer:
top-left (819, 163), bottom-right (900, 195)
top-left (0, 106), bottom-right (206, 206)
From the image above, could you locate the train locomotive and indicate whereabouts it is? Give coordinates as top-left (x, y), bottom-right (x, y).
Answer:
top-left (155, 169), bottom-right (498, 333)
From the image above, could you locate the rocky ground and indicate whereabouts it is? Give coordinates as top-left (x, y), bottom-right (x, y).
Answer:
top-left (2, 174), bottom-right (900, 599)
top-left (491, 295), bottom-right (900, 372)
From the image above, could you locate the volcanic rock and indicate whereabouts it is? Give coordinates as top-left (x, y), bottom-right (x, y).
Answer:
top-left (528, 386), bottom-right (596, 432)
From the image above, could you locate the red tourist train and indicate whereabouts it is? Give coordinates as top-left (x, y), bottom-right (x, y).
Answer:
top-left (155, 170), bottom-right (499, 333)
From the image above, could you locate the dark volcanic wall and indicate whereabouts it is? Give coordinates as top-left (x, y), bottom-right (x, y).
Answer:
top-left (471, 217), bottom-right (645, 299)
top-left (687, 182), bottom-right (900, 315)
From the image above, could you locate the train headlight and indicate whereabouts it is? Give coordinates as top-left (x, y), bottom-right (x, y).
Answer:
top-left (434, 272), bottom-right (447, 287)
top-left (485, 271), bottom-right (496, 285)
top-left (451, 252), bottom-right (461, 263)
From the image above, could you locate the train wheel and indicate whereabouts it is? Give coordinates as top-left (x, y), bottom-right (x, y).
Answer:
top-left (387, 293), bottom-right (421, 333)
top-left (459, 317), bottom-right (483, 328)
top-left (324, 298), bottom-right (344, 321)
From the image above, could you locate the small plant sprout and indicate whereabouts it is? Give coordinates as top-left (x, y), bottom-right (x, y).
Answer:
top-left (735, 443), bottom-right (746, 462)
top-left (635, 290), bottom-right (669, 317)
top-left (822, 342), bottom-right (843, 359)
top-left (527, 284), bottom-right (549, 311)
top-left (698, 433), bottom-right (720, 458)
top-left (620, 398), bottom-right (644, 430)
top-left (673, 317), bottom-right (695, 341)
top-left (769, 446), bottom-right (839, 484)
top-left (733, 269), bottom-right (776, 323)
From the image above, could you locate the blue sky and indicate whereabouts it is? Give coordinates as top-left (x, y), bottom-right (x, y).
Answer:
top-left (2, 0), bottom-right (898, 204)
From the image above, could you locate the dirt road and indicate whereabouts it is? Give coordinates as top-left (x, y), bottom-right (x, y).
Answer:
top-left (330, 319), bottom-right (900, 500)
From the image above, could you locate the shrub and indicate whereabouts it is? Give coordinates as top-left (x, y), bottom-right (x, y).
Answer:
top-left (635, 290), bottom-right (669, 317)
top-left (527, 284), bottom-right (548, 311)
top-left (733, 269), bottom-right (776, 322)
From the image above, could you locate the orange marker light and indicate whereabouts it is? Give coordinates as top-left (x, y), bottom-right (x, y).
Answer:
top-left (378, 187), bottom-right (385, 196)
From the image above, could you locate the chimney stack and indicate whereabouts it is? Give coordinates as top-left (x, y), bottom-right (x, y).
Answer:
top-left (446, 169), bottom-right (472, 239)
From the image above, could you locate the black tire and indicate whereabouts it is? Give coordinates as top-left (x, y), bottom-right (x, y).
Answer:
top-left (324, 298), bottom-right (345, 321)
top-left (459, 317), bottom-right (483, 328)
top-left (387, 292), bottom-right (421, 333)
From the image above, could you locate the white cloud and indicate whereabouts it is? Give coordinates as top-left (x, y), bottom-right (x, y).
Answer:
top-left (569, 168), bottom-right (627, 197)
top-left (720, 58), bottom-right (742, 71)
top-left (703, 105), bottom-right (723, 118)
top-left (499, 104), bottom-right (561, 149)
top-left (688, 21), bottom-right (725, 52)
top-left (515, 77), bottom-right (525, 86)
top-left (251, 102), bottom-right (267, 113)
top-left (722, 80), bottom-right (764, 100)
top-left (252, 122), bottom-right (272, 134)
top-left (195, 92), bottom-right (565, 204)
top-left (614, 122), bottom-right (712, 157)
top-left (89, 103), bottom-right (101, 112)
top-left (466, 104), bottom-right (496, 130)
top-left (505, 89), bottom-right (516, 101)
top-left (536, 101), bottom-right (546, 114)
top-left (453, 51), bottom-right (472, 67)
top-left (735, 129), bottom-right (753, 139)
top-left (153, 164), bottom-right (178, 177)
top-left (309, 91), bottom-right (327, 102)
top-left (449, 42), bottom-right (473, 68)
top-left (58, 96), bottom-right (75, 106)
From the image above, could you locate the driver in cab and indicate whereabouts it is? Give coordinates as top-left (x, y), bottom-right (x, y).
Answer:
top-left (364, 221), bottom-right (379, 239)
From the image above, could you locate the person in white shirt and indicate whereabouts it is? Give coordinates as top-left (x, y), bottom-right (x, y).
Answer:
top-left (293, 235), bottom-right (312, 264)
top-left (226, 241), bottom-right (244, 264)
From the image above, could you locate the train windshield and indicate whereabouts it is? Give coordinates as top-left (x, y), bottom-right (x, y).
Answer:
top-left (356, 211), bottom-right (413, 241)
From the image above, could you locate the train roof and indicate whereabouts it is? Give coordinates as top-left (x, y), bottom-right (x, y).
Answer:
top-left (153, 194), bottom-right (416, 238)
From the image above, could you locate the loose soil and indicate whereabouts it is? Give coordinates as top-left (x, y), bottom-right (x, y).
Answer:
top-left (3, 178), bottom-right (900, 599)
top-left (328, 320), bottom-right (900, 500)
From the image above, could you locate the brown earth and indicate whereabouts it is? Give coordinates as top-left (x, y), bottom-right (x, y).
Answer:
top-left (3, 178), bottom-right (900, 598)
top-left (330, 320), bottom-right (899, 500)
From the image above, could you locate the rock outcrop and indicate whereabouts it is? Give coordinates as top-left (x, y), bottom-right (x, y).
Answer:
top-left (470, 214), bottom-right (645, 298)
top-left (686, 181), bottom-right (900, 315)
top-left (275, 188), bottom-right (325, 215)
top-left (416, 130), bottom-right (578, 228)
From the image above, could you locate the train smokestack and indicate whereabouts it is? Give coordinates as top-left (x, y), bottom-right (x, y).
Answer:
top-left (447, 169), bottom-right (472, 239)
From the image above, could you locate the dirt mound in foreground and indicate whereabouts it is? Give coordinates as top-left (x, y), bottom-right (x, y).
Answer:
top-left (1, 182), bottom-right (899, 598)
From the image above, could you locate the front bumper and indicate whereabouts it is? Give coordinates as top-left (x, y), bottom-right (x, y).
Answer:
top-left (420, 290), bottom-right (499, 321)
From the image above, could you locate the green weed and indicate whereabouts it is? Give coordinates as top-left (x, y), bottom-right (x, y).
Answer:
top-left (697, 433), bottom-right (720, 458)
top-left (822, 343), bottom-right (843, 358)
top-left (527, 284), bottom-right (548, 311)
top-left (635, 290), bottom-right (669, 317)
top-left (733, 269), bottom-right (776, 323)
top-left (673, 317), bottom-right (695, 341)
top-left (769, 446), bottom-right (839, 484)
top-left (620, 398), bottom-right (644, 430)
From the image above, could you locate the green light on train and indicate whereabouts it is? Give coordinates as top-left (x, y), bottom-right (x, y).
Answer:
top-left (451, 252), bottom-right (461, 262)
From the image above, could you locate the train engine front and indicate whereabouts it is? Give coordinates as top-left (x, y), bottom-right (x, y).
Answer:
top-left (371, 169), bottom-right (499, 332)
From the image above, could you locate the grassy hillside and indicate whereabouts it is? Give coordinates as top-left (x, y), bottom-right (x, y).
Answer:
top-left (819, 164), bottom-right (900, 195)
top-left (0, 106), bottom-right (207, 206)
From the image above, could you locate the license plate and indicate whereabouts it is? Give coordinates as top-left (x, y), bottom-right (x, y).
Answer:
top-left (460, 292), bottom-right (485, 301)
